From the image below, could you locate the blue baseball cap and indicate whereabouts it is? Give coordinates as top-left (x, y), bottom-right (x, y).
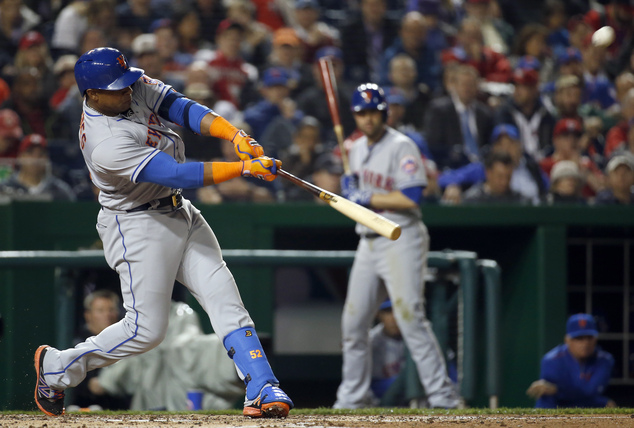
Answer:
top-left (314, 45), bottom-right (343, 62)
top-left (261, 67), bottom-right (293, 87)
top-left (557, 47), bottom-right (582, 65)
top-left (379, 299), bottom-right (392, 311)
top-left (517, 55), bottom-right (541, 71)
top-left (566, 314), bottom-right (598, 338)
top-left (490, 124), bottom-right (519, 143)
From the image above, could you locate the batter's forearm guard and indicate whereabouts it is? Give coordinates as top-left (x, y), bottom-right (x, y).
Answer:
top-left (223, 326), bottom-right (279, 400)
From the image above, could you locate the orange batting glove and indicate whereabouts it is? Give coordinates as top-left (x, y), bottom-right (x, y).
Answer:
top-left (242, 157), bottom-right (281, 182)
top-left (233, 130), bottom-right (264, 160)
top-left (208, 116), bottom-right (264, 160)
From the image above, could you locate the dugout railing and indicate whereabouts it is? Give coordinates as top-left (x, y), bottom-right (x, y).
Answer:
top-left (0, 249), bottom-right (500, 410)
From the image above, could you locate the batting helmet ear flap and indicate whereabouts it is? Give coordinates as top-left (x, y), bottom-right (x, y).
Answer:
top-left (74, 47), bottom-right (144, 95)
top-left (350, 83), bottom-right (388, 120)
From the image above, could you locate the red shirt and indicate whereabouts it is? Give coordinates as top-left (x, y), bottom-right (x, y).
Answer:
top-left (441, 46), bottom-right (512, 83)
top-left (605, 120), bottom-right (630, 157)
top-left (208, 51), bottom-right (254, 108)
top-left (540, 157), bottom-right (603, 197)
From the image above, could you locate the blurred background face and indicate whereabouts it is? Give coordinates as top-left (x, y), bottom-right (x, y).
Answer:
top-left (294, 124), bottom-right (319, 151)
top-left (155, 27), bottom-right (179, 59)
top-left (583, 45), bottom-right (607, 75)
top-left (81, 29), bottom-right (108, 55)
top-left (459, 22), bottom-right (483, 51)
top-left (12, 71), bottom-right (42, 105)
top-left (524, 33), bottom-right (546, 58)
top-left (454, 71), bottom-right (478, 105)
top-left (217, 28), bottom-right (243, 57)
top-left (18, 146), bottom-right (48, 176)
top-left (361, 0), bottom-right (386, 27)
top-left (553, 133), bottom-right (579, 157)
top-left (552, 176), bottom-right (580, 196)
top-left (556, 86), bottom-right (582, 116)
top-left (58, 70), bottom-right (77, 89)
top-left (513, 83), bottom-right (539, 107)
top-left (136, 52), bottom-right (163, 77)
top-left (609, 165), bottom-right (634, 193)
top-left (389, 57), bottom-right (417, 88)
top-left (262, 85), bottom-right (290, 104)
top-left (465, 2), bottom-right (489, 21)
top-left (295, 7), bottom-right (319, 29)
top-left (85, 296), bottom-right (120, 335)
top-left (400, 13), bottom-right (426, 52)
top-left (486, 162), bottom-right (513, 195)
top-left (177, 11), bottom-right (201, 41)
top-left (565, 335), bottom-right (597, 360)
top-left (559, 60), bottom-right (583, 78)
top-left (492, 135), bottom-right (522, 164)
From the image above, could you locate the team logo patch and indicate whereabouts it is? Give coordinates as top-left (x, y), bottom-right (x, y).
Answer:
top-left (116, 54), bottom-right (127, 69)
top-left (361, 90), bottom-right (373, 103)
top-left (400, 155), bottom-right (419, 174)
top-left (578, 319), bottom-right (587, 328)
top-left (245, 330), bottom-right (253, 337)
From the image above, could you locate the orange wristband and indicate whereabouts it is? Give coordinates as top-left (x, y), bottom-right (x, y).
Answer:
top-left (211, 161), bottom-right (243, 184)
top-left (209, 116), bottom-right (240, 142)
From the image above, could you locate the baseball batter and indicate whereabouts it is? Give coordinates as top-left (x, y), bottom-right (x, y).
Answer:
top-left (334, 83), bottom-right (459, 409)
top-left (33, 47), bottom-right (293, 418)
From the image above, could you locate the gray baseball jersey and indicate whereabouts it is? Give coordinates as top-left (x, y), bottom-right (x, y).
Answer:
top-left (334, 127), bottom-right (459, 409)
top-left (41, 75), bottom-right (254, 392)
top-left (346, 127), bottom-right (426, 235)
top-left (80, 75), bottom-right (183, 211)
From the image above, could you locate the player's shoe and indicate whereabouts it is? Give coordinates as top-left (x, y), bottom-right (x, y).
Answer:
top-left (243, 383), bottom-right (293, 418)
top-left (34, 345), bottom-right (65, 416)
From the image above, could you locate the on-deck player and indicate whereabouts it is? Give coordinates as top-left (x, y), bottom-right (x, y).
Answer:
top-left (33, 47), bottom-right (293, 418)
top-left (334, 83), bottom-right (460, 409)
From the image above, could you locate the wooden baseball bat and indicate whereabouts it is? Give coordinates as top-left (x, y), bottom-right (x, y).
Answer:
top-left (278, 169), bottom-right (401, 241)
top-left (318, 57), bottom-right (351, 174)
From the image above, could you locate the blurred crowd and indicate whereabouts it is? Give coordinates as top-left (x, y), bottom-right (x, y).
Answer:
top-left (1, 0), bottom-right (634, 206)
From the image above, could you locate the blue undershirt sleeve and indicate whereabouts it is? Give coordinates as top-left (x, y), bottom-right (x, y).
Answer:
top-left (401, 186), bottom-right (424, 204)
top-left (137, 151), bottom-right (204, 189)
top-left (158, 89), bottom-right (213, 134)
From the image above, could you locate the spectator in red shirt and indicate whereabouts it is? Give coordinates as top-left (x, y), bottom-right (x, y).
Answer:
top-left (207, 19), bottom-right (258, 108)
top-left (441, 17), bottom-right (512, 83)
top-left (0, 109), bottom-right (23, 174)
top-left (291, 0), bottom-right (339, 65)
top-left (540, 118), bottom-right (605, 197)
top-left (605, 88), bottom-right (634, 157)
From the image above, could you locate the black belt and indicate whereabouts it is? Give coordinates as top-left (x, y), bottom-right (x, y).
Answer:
top-left (361, 233), bottom-right (380, 239)
top-left (127, 193), bottom-right (182, 213)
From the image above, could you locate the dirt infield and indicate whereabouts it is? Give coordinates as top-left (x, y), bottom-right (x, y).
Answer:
top-left (2, 413), bottom-right (634, 428)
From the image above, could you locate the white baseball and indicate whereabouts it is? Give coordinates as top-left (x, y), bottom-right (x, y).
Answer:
top-left (591, 26), bottom-right (615, 48)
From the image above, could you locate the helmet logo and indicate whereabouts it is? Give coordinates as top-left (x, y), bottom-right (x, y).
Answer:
top-left (361, 90), bottom-right (374, 104)
top-left (117, 54), bottom-right (127, 69)
top-left (578, 319), bottom-right (587, 328)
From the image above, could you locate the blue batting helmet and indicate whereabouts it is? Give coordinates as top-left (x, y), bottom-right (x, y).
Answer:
top-left (74, 48), bottom-right (144, 95)
top-left (351, 83), bottom-right (388, 115)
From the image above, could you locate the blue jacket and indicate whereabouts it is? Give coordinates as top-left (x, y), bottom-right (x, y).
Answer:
top-left (536, 343), bottom-right (614, 408)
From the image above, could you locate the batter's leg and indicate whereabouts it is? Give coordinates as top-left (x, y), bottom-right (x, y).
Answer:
top-left (38, 209), bottom-right (188, 393)
top-left (175, 203), bottom-right (293, 417)
top-left (334, 238), bottom-right (387, 409)
top-left (379, 223), bottom-right (459, 408)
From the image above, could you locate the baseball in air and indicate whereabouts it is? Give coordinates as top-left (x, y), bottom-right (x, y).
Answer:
top-left (591, 26), bottom-right (615, 48)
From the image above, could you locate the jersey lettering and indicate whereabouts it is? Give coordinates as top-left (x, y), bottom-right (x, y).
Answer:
top-left (145, 128), bottom-right (161, 148)
top-left (148, 113), bottom-right (161, 126)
